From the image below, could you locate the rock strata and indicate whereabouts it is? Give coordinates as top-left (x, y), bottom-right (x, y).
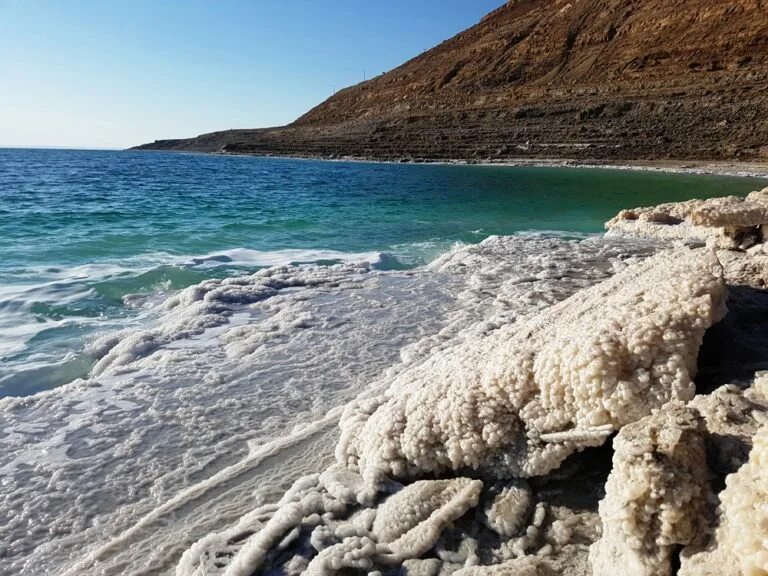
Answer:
top-left (134, 1), bottom-right (768, 163)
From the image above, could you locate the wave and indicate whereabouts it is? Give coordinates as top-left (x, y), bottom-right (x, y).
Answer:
top-left (0, 246), bottom-right (423, 398)
top-left (179, 247), bottom-right (393, 269)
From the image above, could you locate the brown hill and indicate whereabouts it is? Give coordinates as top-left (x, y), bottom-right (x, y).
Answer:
top-left (134, 0), bottom-right (768, 162)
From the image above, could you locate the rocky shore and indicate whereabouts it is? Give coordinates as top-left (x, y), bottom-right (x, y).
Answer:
top-left (167, 187), bottom-right (768, 576)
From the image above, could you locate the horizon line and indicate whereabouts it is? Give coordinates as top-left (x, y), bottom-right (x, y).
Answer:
top-left (0, 145), bottom-right (125, 151)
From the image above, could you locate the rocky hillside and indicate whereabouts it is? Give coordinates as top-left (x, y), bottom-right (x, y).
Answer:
top-left (134, 0), bottom-right (768, 162)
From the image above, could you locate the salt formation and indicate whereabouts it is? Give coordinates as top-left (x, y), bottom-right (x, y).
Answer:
top-left (674, 374), bottom-right (768, 576)
top-left (717, 245), bottom-right (768, 288)
top-left (679, 423), bottom-right (768, 576)
top-left (453, 556), bottom-right (550, 576)
top-left (371, 478), bottom-right (483, 561)
top-left (589, 402), bottom-right (710, 576)
top-left (606, 188), bottom-right (768, 249)
top-left (689, 381), bottom-right (768, 474)
top-left (483, 479), bottom-right (533, 537)
top-left (336, 247), bottom-right (726, 490)
top-left (166, 195), bottom-right (768, 576)
top-left (177, 473), bottom-right (483, 576)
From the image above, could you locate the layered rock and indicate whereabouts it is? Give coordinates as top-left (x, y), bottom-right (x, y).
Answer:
top-left (134, 1), bottom-right (768, 162)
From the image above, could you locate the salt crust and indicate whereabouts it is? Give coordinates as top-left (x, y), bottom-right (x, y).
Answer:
top-left (687, 423), bottom-right (768, 576)
top-left (174, 246), bottom-right (727, 576)
top-left (678, 373), bottom-right (768, 576)
top-left (336, 248), bottom-right (726, 492)
top-left (11, 234), bottom-right (658, 576)
top-left (177, 473), bottom-right (483, 576)
top-left (605, 187), bottom-right (768, 249)
top-left (483, 479), bottom-right (533, 538)
top-left (677, 424), bottom-right (768, 576)
top-left (589, 402), bottom-right (709, 576)
top-left (166, 195), bottom-right (768, 576)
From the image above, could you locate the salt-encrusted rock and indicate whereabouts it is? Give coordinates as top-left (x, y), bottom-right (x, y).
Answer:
top-left (717, 248), bottom-right (768, 288)
top-left (589, 402), bottom-right (709, 576)
top-left (336, 248), bottom-right (726, 490)
top-left (319, 466), bottom-right (367, 505)
top-left (453, 556), bottom-right (549, 576)
top-left (483, 480), bottom-right (533, 537)
top-left (691, 202), bottom-right (768, 228)
top-left (175, 501), bottom-right (280, 576)
top-left (755, 371), bottom-right (768, 401)
top-left (401, 557), bottom-right (443, 576)
top-left (305, 536), bottom-right (378, 576)
top-left (679, 423), bottom-right (768, 576)
top-left (747, 187), bottom-right (768, 207)
top-left (220, 474), bottom-right (350, 576)
top-left (689, 381), bottom-right (768, 475)
top-left (677, 376), bottom-right (768, 576)
top-left (605, 193), bottom-right (768, 249)
top-left (372, 478), bottom-right (483, 562)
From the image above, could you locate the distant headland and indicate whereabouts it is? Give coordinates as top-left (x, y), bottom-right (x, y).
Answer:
top-left (133, 0), bottom-right (768, 164)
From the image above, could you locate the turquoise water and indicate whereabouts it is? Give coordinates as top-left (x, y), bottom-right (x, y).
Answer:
top-left (0, 147), bottom-right (764, 396)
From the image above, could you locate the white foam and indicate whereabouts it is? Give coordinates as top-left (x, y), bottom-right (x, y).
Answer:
top-left (0, 247), bottom-right (400, 397)
top-left (181, 248), bottom-right (387, 269)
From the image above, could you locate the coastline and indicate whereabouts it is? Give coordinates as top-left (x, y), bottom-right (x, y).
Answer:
top-left (158, 188), bottom-right (768, 576)
top-left (6, 149), bottom-right (768, 574)
top-left (142, 148), bottom-right (768, 180)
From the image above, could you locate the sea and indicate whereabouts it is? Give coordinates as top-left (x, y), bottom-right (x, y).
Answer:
top-left (0, 147), bottom-right (763, 575)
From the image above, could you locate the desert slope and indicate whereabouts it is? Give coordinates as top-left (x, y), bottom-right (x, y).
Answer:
top-left (134, 0), bottom-right (768, 162)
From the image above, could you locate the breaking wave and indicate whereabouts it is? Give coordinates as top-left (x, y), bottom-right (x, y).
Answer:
top-left (0, 247), bottom-right (418, 398)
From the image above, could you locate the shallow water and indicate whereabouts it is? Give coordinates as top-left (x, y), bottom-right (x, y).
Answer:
top-left (1, 148), bottom-right (764, 397)
top-left (0, 148), bottom-right (765, 575)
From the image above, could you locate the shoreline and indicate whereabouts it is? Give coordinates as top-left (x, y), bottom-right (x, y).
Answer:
top-left (140, 148), bottom-right (768, 179)
top-left (165, 189), bottom-right (768, 576)
top-left (7, 151), bottom-right (768, 574)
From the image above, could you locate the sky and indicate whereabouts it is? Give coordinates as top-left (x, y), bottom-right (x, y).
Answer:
top-left (0, 0), bottom-right (504, 149)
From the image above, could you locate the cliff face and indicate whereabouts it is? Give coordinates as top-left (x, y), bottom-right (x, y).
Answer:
top-left (135, 0), bottom-right (768, 161)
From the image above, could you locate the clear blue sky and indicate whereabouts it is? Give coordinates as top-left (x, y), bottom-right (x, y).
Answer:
top-left (0, 0), bottom-right (504, 149)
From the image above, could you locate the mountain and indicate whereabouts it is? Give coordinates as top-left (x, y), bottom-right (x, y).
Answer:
top-left (134, 0), bottom-right (768, 162)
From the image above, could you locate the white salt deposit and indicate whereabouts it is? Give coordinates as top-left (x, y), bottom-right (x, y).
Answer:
top-left (0, 234), bottom-right (659, 575)
top-left (336, 248), bottom-right (725, 491)
top-left (589, 402), bottom-right (710, 576)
